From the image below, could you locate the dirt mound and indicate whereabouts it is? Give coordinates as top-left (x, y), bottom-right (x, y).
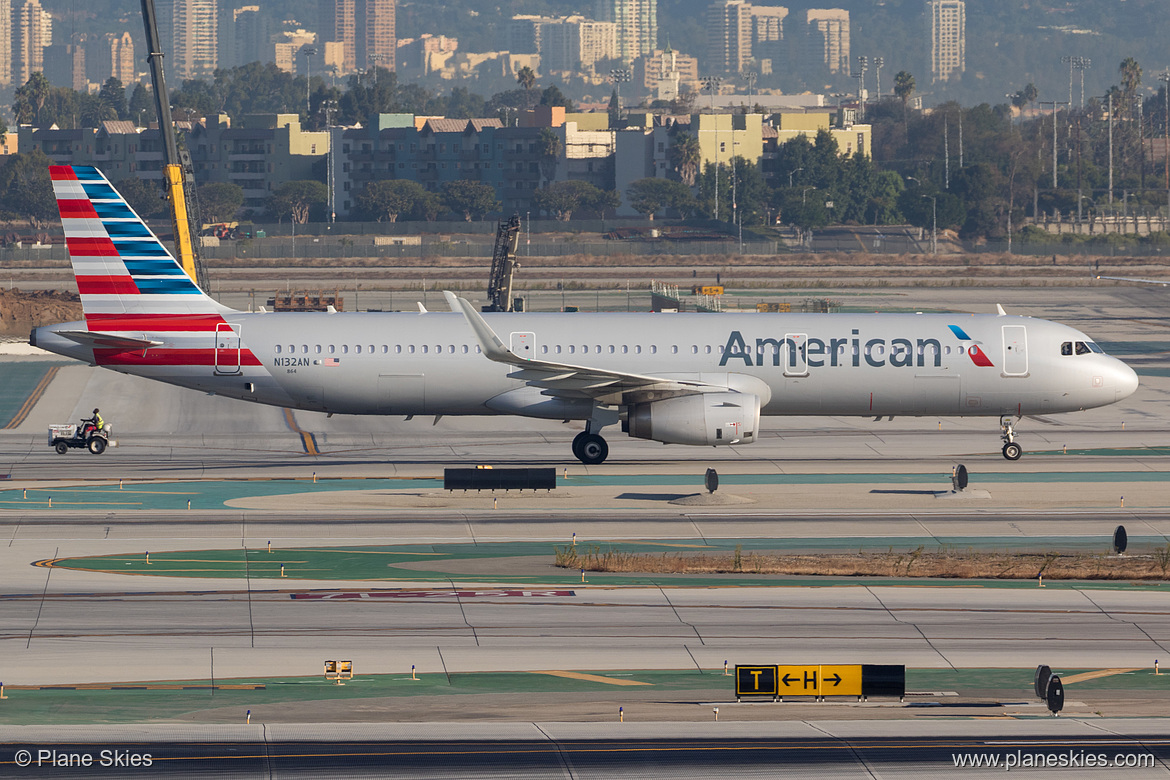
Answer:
top-left (0, 288), bottom-right (81, 336)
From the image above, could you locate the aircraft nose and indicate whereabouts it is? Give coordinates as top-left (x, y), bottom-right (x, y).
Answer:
top-left (1114, 360), bottom-right (1139, 400)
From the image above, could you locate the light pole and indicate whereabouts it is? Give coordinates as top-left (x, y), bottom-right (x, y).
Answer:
top-left (324, 99), bottom-right (338, 223)
top-left (700, 75), bottom-right (723, 221)
top-left (610, 68), bottom-right (632, 119)
top-left (1160, 71), bottom-right (1170, 211)
top-left (1039, 100), bottom-right (1069, 189)
top-left (907, 177), bottom-right (936, 255)
top-left (788, 167), bottom-right (803, 187)
top-left (301, 46), bottom-right (318, 116)
top-left (854, 55), bottom-right (868, 120)
top-left (873, 56), bottom-right (884, 100)
top-left (744, 70), bottom-right (757, 108)
top-left (370, 53), bottom-right (384, 83)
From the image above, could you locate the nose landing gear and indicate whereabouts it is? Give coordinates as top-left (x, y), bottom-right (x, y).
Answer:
top-left (1000, 415), bottom-right (1023, 460)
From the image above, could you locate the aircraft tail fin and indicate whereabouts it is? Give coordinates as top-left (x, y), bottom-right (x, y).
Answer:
top-left (50, 165), bottom-right (230, 325)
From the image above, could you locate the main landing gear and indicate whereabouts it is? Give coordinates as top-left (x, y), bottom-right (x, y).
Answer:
top-left (1000, 415), bottom-right (1022, 461)
top-left (572, 430), bottom-right (609, 465)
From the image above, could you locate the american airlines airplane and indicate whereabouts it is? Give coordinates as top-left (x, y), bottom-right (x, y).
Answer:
top-left (31, 166), bottom-right (1139, 464)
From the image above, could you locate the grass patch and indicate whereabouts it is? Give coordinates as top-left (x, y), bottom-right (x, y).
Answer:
top-left (555, 544), bottom-right (1170, 580)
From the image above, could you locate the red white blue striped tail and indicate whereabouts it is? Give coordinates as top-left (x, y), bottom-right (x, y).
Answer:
top-left (50, 165), bottom-right (230, 323)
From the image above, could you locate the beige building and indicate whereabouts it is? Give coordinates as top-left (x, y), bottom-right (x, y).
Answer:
top-left (596, 0), bottom-right (657, 65)
top-left (14, 0), bottom-right (51, 85)
top-left (542, 16), bottom-right (617, 74)
top-left (708, 0), bottom-right (753, 74)
top-left (327, 0), bottom-right (395, 74)
top-left (806, 8), bottom-right (849, 74)
top-left (635, 47), bottom-right (698, 96)
top-left (159, 0), bottom-right (219, 80)
top-left (927, 0), bottom-right (965, 83)
top-left (0, 0), bottom-right (11, 86)
top-left (772, 110), bottom-right (870, 156)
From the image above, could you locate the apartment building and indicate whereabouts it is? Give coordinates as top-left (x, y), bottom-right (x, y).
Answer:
top-left (927, 0), bottom-right (965, 83)
top-left (541, 16), bottom-right (618, 74)
top-left (326, 0), bottom-right (396, 74)
top-left (806, 8), bottom-right (849, 74)
top-left (596, 0), bottom-right (657, 65)
top-left (14, 0), bottom-right (51, 85)
top-left (0, 0), bottom-right (11, 86)
top-left (159, 0), bottom-right (219, 80)
top-left (707, 0), bottom-right (753, 74)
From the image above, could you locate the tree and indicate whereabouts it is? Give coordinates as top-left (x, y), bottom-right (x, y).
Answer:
top-left (97, 77), bottom-right (128, 120)
top-left (533, 180), bottom-right (611, 221)
top-left (354, 179), bottom-right (428, 222)
top-left (607, 89), bottom-right (620, 128)
top-left (267, 180), bottom-right (328, 224)
top-left (116, 177), bottom-right (169, 219)
top-left (13, 72), bottom-right (52, 125)
top-left (893, 70), bottom-right (915, 121)
top-left (128, 83), bottom-right (153, 124)
top-left (197, 182), bottom-right (245, 222)
top-left (79, 93), bottom-right (118, 127)
top-left (515, 65), bottom-right (536, 92)
top-left (539, 84), bottom-right (574, 110)
top-left (0, 151), bottom-right (59, 228)
top-left (1120, 57), bottom-right (1142, 116)
top-left (537, 127), bottom-right (562, 184)
top-left (667, 132), bottom-right (701, 187)
top-left (441, 180), bottom-right (499, 221)
top-left (626, 178), bottom-right (695, 219)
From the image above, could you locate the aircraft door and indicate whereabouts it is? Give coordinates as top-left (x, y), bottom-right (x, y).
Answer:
top-left (1001, 325), bottom-right (1028, 376)
top-left (510, 331), bottom-right (536, 360)
top-left (214, 323), bottom-right (241, 375)
top-left (783, 333), bottom-right (808, 376)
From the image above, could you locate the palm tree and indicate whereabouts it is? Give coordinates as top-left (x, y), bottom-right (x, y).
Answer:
top-left (1120, 57), bottom-right (1142, 116)
top-left (537, 127), bottom-right (562, 185)
top-left (893, 70), bottom-right (915, 125)
top-left (668, 132), bottom-right (701, 187)
top-left (516, 66), bottom-right (537, 92)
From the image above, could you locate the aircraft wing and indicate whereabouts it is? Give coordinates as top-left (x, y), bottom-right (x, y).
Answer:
top-left (1095, 275), bottom-right (1170, 286)
top-left (57, 331), bottom-right (164, 350)
top-left (445, 292), bottom-right (724, 404)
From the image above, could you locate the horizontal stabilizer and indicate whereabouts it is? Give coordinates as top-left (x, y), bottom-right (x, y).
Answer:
top-left (58, 331), bottom-right (163, 350)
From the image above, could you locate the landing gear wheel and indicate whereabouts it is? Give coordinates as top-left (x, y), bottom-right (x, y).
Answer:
top-left (1002, 442), bottom-right (1022, 461)
top-left (54, 441), bottom-right (68, 455)
top-left (88, 437), bottom-right (107, 455)
top-left (571, 431), bottom-right (589, 462)
top-left (576, 433), bottom-right (608, 465)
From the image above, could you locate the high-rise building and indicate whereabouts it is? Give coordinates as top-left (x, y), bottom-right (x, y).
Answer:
top-left (542, 17), bottom-right (617, 74)
top-left (750, 6), bottom-right (787, 75)
top-left (14, 0), bottom-right (51, 85)
top-left (218, 5), bottom-right (267, 71)
top-left (707, 0), bottom-right (752, 74)
top-left (805, 8), bottom-right (849, 74)
top-left (327, 0), bottom-right (395, 74)
top-left (44, 37), bottom-right (86, 90)
top-left (89, 32), bottom-right (136, 85)
top-left (159, 0), bottom-right (219, 80)
top-left (596, 0), bottom-right (656, 65)
top-left (927, 0), bottom-right (964, 83)
top-left (0, 0), bottom-right (11, 86)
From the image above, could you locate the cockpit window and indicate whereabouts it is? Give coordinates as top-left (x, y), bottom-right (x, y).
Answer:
top-left (1075, 341), bottom-right (1091, 355)
top-left (1086, 341), bottom-right (1104, 353)
top-left (1061, 342), bottom-right (1072, 356)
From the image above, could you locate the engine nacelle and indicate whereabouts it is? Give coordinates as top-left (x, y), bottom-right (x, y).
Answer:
top-left (625, 392), bottom-right (760, 446)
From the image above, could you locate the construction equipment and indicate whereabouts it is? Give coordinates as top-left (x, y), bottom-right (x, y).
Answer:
top-left (139, 0), bottom-right (208, 291)
top-left (483, 214), bottom-right (522, 312)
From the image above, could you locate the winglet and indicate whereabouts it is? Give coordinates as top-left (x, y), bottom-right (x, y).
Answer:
top-left (445, 291), bottom-right (517, 363)
top-left (417, 302), bottom-right (428, 313)
top-left (995, 304), bottom-right (1007, 316)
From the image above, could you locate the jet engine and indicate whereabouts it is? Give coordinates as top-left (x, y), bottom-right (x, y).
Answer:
top-left (624, 392), bottom-right (760, 446)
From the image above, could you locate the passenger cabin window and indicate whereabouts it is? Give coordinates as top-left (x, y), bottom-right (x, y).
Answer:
top-left (275, 345), bottom-right (282, 354)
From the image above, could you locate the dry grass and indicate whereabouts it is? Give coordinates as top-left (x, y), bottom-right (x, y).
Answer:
top-left (555, 544), bottom-right (1170, 580)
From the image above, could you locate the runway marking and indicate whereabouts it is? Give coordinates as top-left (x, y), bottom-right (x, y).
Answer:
top-left (2, 365), bottom-right (60, 429)
top-left (9, 683), bottom-right (264, 691)
top-left (530, 670), bottom-right (652, 686)
top-left (1059, 668), bottom-right (1141, 685)
top-left (282, 408), bottom-right (320, 455)
top-left (290, 549), bottom-right (445, 556)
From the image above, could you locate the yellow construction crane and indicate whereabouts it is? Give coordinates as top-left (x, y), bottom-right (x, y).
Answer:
top-left (139, 0), bottom-right (206, 290)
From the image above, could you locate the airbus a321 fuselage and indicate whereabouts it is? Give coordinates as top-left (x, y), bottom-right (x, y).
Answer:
top-left (32, 166), bottom-right (1139, 464)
